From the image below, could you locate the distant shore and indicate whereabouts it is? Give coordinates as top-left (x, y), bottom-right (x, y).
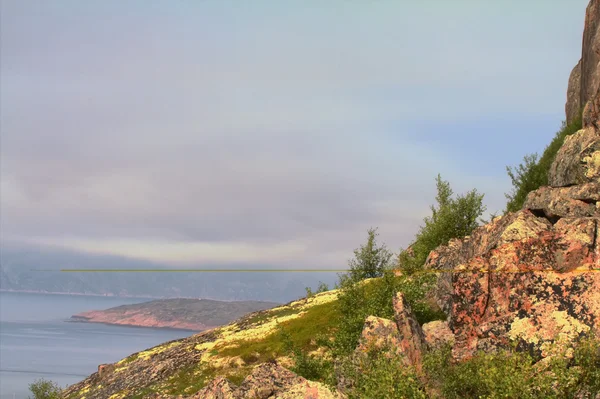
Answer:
top-left (67, 316), bottom-right (203, 332)
top-left (0, 289), bottom-right (177, 300)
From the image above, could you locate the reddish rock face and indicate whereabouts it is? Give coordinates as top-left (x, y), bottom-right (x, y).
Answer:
top-left (422, 321), bottom-right (454, 350)
top-left (566, 0), bottom-right (600, 126)
top-left (425, 114), bottom-right (600, 360)
top-left (356, 293), bottom-right (427, 371)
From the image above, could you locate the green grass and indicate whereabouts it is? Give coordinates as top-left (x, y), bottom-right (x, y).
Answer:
top-left (218, 300), bottom-right (340, 364)
top-left (241, 306), bottom-right (300, 326)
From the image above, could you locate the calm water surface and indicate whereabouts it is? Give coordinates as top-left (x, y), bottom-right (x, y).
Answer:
top-left (0, 292), bottom-right (193, 399)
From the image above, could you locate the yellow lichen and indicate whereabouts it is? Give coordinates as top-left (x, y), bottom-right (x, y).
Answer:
top-left (584, 151), bottom-right (600, 179)
top-left (500, 213), bottom-right (548, 243)
top-left (138, 341), bottom-right (182, 360)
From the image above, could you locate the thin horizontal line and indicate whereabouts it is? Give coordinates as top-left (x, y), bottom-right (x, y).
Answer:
top-left (26, 268), bottom-right (600, 273)
top-left (55, 269), bottom-right (348, 273)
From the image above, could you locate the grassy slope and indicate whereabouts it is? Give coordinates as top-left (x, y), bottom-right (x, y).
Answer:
top-left (64, 290), bottom-right (341, 399)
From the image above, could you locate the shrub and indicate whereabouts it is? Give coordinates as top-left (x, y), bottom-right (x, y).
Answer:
top-left (347, 228), bottom-right (393, 282)
top-left (339, 346), bottom-right (426, 399)
top-left (398, 174), bottom-right (486, 275)
top-left (505, 114), bottom-right (582, 213)
top-left (28, 379), bottom-right (62, 399)
top-left (423, 334), bottom-right (600, 399)
top-left (280, 327), bottom-right (335, 386)
top-left (332, 175), bottom-right (481, 357)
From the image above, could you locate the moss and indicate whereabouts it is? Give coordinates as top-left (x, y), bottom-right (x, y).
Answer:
top-left (218, 300), bottom-right (340, 364)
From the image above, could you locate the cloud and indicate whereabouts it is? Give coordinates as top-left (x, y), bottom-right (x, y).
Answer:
top-left (0, 0), bottom-right (589, 266)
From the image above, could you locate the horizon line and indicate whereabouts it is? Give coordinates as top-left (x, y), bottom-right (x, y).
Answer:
top-left (26, 268), bottom-right (600, 274)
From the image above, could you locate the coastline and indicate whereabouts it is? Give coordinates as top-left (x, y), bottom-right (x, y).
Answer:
top-left (66, 317), bottom-right (204, 333)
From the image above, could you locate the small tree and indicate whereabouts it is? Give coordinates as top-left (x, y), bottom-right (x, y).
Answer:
top-left (29, 379), bottom-right (62, 399)
top-left (398, 174), bottom-right (486, 275)
top-left (347, 228), bottom-right (393, 282)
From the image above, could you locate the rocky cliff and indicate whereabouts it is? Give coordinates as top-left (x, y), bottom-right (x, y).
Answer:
top-left (567, 0), bottom-right (600, 125)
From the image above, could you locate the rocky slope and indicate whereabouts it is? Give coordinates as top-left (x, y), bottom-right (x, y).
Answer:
top-left (62, 291), bottom-right (341, 399)
top-left (69, 299), bottom-right (279, 331)
top-left (62, 1), bottom-right (600, 398)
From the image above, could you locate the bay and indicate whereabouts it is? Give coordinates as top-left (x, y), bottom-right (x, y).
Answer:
top-left (0, 291), bottom-right (193, 399)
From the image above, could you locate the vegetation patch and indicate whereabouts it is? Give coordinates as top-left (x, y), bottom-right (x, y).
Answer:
top-left (217, 299), bottom-right (340, 364)
top-left (505, 114), bottom-right (583, 213)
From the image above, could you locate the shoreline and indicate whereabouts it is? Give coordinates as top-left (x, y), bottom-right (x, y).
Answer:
top-left (66, 317), bottom-right (204, 333)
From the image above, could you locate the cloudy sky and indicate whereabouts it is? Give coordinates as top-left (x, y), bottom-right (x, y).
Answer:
top-left (0, 0), bottom-right (589, 268)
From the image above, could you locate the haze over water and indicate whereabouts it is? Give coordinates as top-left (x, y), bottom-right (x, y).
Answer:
top-left (0, 292), bottom-right (193, 399)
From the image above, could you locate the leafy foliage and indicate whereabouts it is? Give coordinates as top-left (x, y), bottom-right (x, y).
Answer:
top-left (347, 228), bottom-right (393, 281)
top-left (424, 335), bottom-right (600, 399)
top-left (331, 175), bottom-right (482, 358)
top-left (505, 115), bottom-right (582, 213)
top-left (339, 346), bottom-right (427, 399)
top-left (280, 327), bottom-right (335, 386)
top-left (28, 379), bottom-right (62, 399)
top-left (398, 174), bottom-right (486, 275)
top-left (305, 281), bottom-right (329, 298)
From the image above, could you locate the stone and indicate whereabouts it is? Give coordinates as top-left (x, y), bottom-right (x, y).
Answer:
top-left (523, 183), bottom-right (599, 219)
top-left (356, 316), bottom-right (404, 357)
top-left (422, 321), bottom-right (455, 350)
top-left (97, 364), bottom-right (114, 379)
top-left (192, 376), bottom-right (238, 399)
top-left (566, 60), bottom-right (582, 125)
top-left (425, 206), bottom-right (600, 360)
top-left (392, 292), bottom-right (427, 370)
top-left (195, 362), bottom-right (341, 399)
top-left (237, 363), bottom-right (304, 399)
top-left (548, 127), bottom-right (600, 187)
top-left (566, 0), bottom-right (600, 127)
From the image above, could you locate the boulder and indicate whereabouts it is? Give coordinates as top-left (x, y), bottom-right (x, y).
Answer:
top-left (422, 321), bottom-right (455, 350)
top-left (523, 183), bottom-right (600, 220)
top-left (392, 292), bottom-right (427, 370)
top-left (548, 127), bottom-right (600, 187)
top-left (191, 376), bottom-right (238, 399)
top-left (195, 362), bottom-right (341, 399)
top-left (355, 293), bottom-right (427, 372)
top-left (356, 316), bottom-right (404, 357)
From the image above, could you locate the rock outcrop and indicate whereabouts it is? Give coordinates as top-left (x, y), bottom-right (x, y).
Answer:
top-left (355, 293), bottom-right (427, 370)
top-left (195, 362), bottom-right (340, 399)
top-left (567, 0), bottom-right (600, 126)
top-left (426, 93), bottom-right (600, 361)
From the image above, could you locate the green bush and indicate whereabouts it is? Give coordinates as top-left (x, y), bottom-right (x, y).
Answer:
top-left (423, 335), bottom-right (600, 399)
top-left (280, 326), bottom-right (335, 386)
top-left (339, 346), bottom-right (426, 399)
top-left (331, 175), bottom-right (481, 357)
top-left (347, 228), bottom-right (393, 282)
top-left (398, 174), bottom-right (486, 275)
top-left (28, 379), bottom-right (62, 399)
top-left (505, 114), bottom-right (582, 213)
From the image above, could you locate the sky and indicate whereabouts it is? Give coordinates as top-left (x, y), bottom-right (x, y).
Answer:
top-left (0, 0), bottom-right (590, 268)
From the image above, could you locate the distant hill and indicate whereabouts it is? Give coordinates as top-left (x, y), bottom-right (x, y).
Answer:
top-left (70, 298), bottom-right (280, 331)
top-left (0, 245), bottom-right (338, 303)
